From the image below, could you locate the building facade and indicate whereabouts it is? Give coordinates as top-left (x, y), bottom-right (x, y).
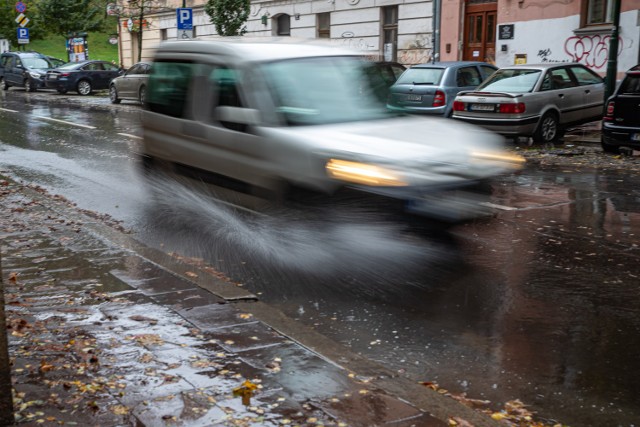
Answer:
top-left (117, 0), bottom-right (639, 77)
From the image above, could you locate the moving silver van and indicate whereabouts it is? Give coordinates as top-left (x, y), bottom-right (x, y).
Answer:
top-left (141, 39), bottom-right (523, 222)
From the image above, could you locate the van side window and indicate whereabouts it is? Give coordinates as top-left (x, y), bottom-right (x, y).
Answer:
top-left (210, 67), bottom-right (242, 108)
top-left (147, 61), bottom-right (195, 118)
top-left (210, 67), bottom-right (246, 131)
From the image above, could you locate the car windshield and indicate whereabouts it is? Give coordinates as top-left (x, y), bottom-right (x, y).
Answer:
top-left (22, 57), bottom-right (51, 69)
top-left (56, 62), bottom-right (84, 70)
top-left (260, 56), bottom-right (395, 126)
top-left (619, 74), bottom-right (640, 94)
top-left (394, 68), bottom-right (444, 85)
top-left (477, 69), bottom-right (541, 93)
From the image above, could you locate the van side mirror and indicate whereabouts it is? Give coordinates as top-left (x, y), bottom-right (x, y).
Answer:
top-left (215, 106), bottom-right (260, 126)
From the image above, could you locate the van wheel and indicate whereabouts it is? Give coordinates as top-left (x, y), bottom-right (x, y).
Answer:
top-left (138, 85), bottom-right (146, 104)
top-left (1, 77), bottom-right (9, 90)
top-left (533, 112), bottom-right (559, 143)
top-left (109, 85), bottom-right (121, 104)
top-left (77, 80), bottom-right (92, 96)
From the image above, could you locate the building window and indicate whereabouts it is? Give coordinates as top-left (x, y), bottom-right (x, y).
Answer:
top-left (160, 29), bottom-right (167, 40)
top-left (317, 13), bottom-right (330, 38)
top-left (277, 14), bottom-right (291, 36)
top-left (382, 6), bottom-right (398, 62)
top-left (585, 0), bottom-right (613, 25)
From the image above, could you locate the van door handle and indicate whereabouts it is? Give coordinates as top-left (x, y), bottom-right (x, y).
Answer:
top-left (558, 94), bottom-right (564, 98)
top-left (585, 90), bottom-right (591, 94)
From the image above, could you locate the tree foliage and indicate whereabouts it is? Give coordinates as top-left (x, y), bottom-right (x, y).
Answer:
top-left (37, 0), bottom-right (105, 38)
top-left (204, 0), bottom-right (250, 37)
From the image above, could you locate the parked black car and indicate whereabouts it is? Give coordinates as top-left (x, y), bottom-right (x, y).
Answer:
top-left (0, 51), bottom-right (54, 92)
top-left (45, 60), bottom-right (124, 95)
top-left (602, 64), bottom-right (640, 154)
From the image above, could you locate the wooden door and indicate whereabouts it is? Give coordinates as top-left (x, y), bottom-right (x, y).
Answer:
top-left (463, 1), bottom-right (497, 64)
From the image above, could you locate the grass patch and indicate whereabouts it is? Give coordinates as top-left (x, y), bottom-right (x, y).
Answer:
top-left (27, 32), bottom-right (119, 63)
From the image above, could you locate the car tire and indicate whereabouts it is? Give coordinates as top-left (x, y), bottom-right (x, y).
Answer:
top-left (533, 112), bottom-right (560, 143)
top-left (109, 85), bottom-right (121, 104)
top-left (24, 79), bottom-right (35, 92)
top-left (601, 136), bottom-right (621, 154)
top-left (1, 77), bottom-right (9, 90)
top-left (57, 88), bottom-right (68, 94)
top-left (138, 85), bottom-right (146, 104)
top-left (77, 80), bottom-right (92, 96)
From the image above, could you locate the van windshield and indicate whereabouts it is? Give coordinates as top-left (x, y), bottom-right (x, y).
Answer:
top-left (260, 57), bottom-right (396, 126)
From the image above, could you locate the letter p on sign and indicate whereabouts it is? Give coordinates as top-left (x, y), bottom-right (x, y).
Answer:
top-left (176, 8), bottom-right (193, 30)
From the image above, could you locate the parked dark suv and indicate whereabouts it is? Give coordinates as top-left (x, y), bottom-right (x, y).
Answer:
top-left (0, 51), bottom-right (54, 92)
top-left (602, 64), bottom-right (640, 154)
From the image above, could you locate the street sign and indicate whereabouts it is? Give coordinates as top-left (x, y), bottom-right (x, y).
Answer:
top-left (15, 13), bottom-right (29, 27)
top-left (179, 30), bottom-right (194, 39)
top-left (17, 27), bottom-right (29, 44)
top-left (15, 1), bottom-right (26, 13)
top-left (176, 8), bottom-right (193, 30)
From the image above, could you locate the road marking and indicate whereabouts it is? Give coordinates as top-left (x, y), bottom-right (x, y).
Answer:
top-left (0, 107), bottom-right (19, 113)
top-left (118, 133), bottom-right (143, 140)
top-left (34, 116), bottom-right (96, 129)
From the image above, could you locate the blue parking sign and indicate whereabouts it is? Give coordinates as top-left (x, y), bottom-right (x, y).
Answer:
top-left (17, 27), bottom-right (29, 44)
top-left (176, 8), bottom-right (193, 30)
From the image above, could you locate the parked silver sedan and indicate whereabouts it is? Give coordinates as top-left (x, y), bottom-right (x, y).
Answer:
top-left (109, 61), bottom-right (152, 104)
top-left (452, 63), bottom-right (604, 143)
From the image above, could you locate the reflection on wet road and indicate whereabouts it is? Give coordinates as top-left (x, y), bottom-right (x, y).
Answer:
top-left (1, 99), bottom-right (639, 426)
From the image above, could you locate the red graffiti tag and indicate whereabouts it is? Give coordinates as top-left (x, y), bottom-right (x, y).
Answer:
top-left (564, 35), bottom-right (623, 70)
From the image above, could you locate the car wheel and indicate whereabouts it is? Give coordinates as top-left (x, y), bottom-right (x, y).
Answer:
top-left (138, 85), bottom-right (146, 104)
top-left (601, 136), bottom-right (621, 154)
top-left (533, 112), bottom-right (560, 143)
top-left (24, 79), bottom-right (35, 92)
top-left (77, 80), bottom-right (92, 96)
top-left (109, 85), bottom-right (121, 104)
top-left (57, 88), bottom-right (68, 94)
top-left (1, 77), bottom-right (9, 90)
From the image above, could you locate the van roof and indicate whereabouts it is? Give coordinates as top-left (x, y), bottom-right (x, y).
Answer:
top-left (155, 38), bottom-right (363, 62)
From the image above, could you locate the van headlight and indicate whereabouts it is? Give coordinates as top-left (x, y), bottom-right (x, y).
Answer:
top-left (29, 72), bottom-right (42, 78)
top-left (326, 159), bottom-right (408, 187)
top-left (470, 151), bottom-right (525, 168)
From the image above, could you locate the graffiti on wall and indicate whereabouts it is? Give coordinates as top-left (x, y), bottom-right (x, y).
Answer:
top-left (564, 35), bottom-right (623, 70)
top-left (338, 32), bottom-right (376, 51)
top-left (537, 48), bottom-right (569, 63)
top-left (398, 35), bottom-right (433, 65)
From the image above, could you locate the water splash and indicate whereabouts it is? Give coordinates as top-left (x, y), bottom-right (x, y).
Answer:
top-left (144, 174), bottom-right (450, 292)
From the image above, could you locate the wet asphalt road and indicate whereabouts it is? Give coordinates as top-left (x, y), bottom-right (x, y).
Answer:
top-left (1, 90), bottom-right (639, 426)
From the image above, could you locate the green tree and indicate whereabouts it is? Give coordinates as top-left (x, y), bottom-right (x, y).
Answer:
top-left (204, 0), bottom-right (250, 36)
top-left (37, 0), bottom-right (104, 39)
top-left (118, 0), bottom-right (165, 62)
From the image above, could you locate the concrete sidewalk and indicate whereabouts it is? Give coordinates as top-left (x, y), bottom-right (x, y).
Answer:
top-left (0, 176), bottom-right (500, 426)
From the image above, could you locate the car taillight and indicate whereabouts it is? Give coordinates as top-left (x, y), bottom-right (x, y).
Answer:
top-left (603, 101), bottom-right (615, 121)
top-left (433, 90), bottom-right (446, 107)
top-left (498, 103), bottom-right (526, 114)
top-left (453, 101), bottom-right (465, 111)
top-left (60, 73), bottom-right (70, 77)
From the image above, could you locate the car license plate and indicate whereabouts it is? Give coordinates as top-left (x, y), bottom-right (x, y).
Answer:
top-left (406, 94), bottom-right (422, 101)
top-left (470, 103), bottom-right (494, 112)
top-left (632, 133), bottom-right (640, 141)
top-left (49, 75), bottom-right (57, 80)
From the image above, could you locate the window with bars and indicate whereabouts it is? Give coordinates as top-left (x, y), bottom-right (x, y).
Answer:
top-left (382, 6), bottom-right (398, 61)
top-left (584, 0), bottom-right (613, 25)
top-left (317, 13), bottom-right (330, 38)
top-left (277, 14), bottom-right (291, 36)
